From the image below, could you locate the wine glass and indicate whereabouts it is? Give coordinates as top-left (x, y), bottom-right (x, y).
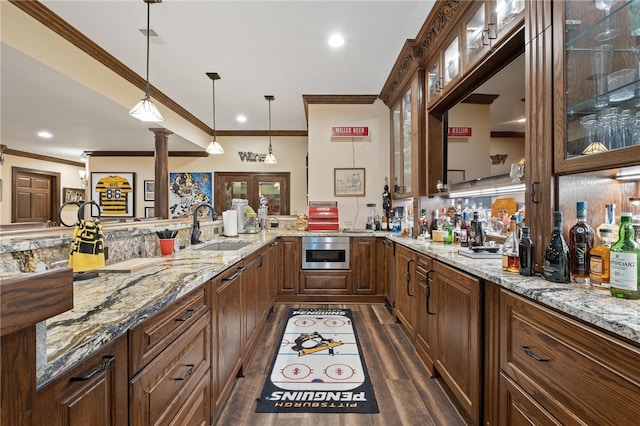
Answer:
top-left (594, 0), bottom-right (620, 41)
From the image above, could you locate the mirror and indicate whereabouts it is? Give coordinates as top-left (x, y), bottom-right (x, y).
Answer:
top-left (446, 53), bottom-right (526, 187)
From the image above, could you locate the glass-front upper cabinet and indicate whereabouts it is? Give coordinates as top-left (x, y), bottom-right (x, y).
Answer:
top-left (392, 86), bottom-right (413, 197)
top-left (557, 0), bottom-right (640, 173)
top-left (427, 60), bottom-right (441, 105)
top-left (443, 36), bottom-right (460, 89)
top-left (464, 2), bottom-right (491, 70)
top-left (494, 0), bottom-right (525, 43)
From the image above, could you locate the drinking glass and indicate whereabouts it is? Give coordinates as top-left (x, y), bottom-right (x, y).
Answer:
top-left (592, 44), bottom-right (613, 109)
top-left (594, 0), bottom-right (620, 41)
top-left (579, 114), bottom-right (599, 154)
top-left (618, 109), bottom-right (635, 148)
top-left (599, 107), bottom-right (620, 150)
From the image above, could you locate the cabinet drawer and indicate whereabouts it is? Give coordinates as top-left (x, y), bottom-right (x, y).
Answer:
top-left (299, 271), bottom-right (350, 294)
top-left (500, 291), bottom-right (640, 425)
top-left (168, 373), bottom-right (210, 426)
top-left (129, 287), bottom-right (208, 375)
top-left (130, 311), bottom-right (211, 426)
top-left (416, 253), bottom-right (432, 273)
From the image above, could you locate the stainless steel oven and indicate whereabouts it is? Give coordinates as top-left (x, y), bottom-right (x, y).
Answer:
top-left (301, 236), bottom-right (350, 270)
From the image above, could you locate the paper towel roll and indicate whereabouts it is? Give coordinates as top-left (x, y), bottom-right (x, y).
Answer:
top-left (223, 210), bottom-right (238, 236)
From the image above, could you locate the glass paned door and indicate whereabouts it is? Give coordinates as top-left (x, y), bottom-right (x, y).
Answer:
top-left (223, 181), bottom-right (248, 211)
top-left (258, 181), bottom-right (281, 215)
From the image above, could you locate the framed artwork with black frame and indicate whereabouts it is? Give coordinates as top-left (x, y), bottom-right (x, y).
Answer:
top-left (144, 207), bottom-right (155, 218)
top-left (334, 167), bottom-right (365, 197)
top-left (144, 180), bottom-right (155, 201)
top-left (63, 187), bottom-right (85, 203)
top-left (90, 172), bottom-right (135, 217)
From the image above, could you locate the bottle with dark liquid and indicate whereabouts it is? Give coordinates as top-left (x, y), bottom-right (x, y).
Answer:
top-left (544, 211), bottom-right (571, 283)
top-left (519, 226), bottom-right (535, 276)
top-left (502, 215), bottom-right (520, 273)
top-left (569, 201), bottom-right (594, 285)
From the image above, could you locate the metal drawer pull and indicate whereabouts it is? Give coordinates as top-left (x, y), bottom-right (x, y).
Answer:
top-left (425, 269), bottom-right (435, 315)
top-left (175, 309), bottom-right (195, 322)
top-left (70, 355), bottom-right (115, 382)
top-left (406, 259), bottom-right (415, 297)
top-left (175, 364), bottom-right (195, 381)
top-left (521, 346), bottom-right (549, 362)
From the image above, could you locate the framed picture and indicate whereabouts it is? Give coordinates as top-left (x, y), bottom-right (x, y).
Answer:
top-left (90, 172), bottom-right (135, 217)
top-left (144, 180), bottom-right (155, 201)
top-left (145, 207), bottom-right (155, 218)
top-left (168, 172), bottom-right (213, 218)
top-left (334, 168), bottom-right (365, 197)
top-left (63, 187), bottom-right (85, 203)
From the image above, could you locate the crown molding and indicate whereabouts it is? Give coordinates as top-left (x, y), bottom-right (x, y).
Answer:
top-left (302, 94), bottom-right (378, 123)
top-left (3, 146), bottom-right (85, 167)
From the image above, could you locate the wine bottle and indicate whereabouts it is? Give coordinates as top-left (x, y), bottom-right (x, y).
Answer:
top-left (610, 212), bottom-right (640, 299)
top-left (502, 215), bottom-right (520, 273)
top-left (519, 226), bottom-right (535, 276)
top-left (569, 201), bottom-right (595, 285)
top-left (544, 211), bottom-right (571, 283)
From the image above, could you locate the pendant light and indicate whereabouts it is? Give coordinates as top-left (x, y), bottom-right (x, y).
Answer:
top-left (264, 95), bottom-right (277, 164)
top-left (129, 0), bottom-right (164, 122)
top-left (205, 72), bottom-right (224, 155)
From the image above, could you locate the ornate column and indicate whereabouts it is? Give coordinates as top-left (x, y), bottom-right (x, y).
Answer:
top-left (150, 128), bottom-right (172, 219)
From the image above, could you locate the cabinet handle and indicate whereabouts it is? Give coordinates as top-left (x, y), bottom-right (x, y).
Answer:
top-left (487, 23), bottom-right (497, 40)
top-left (521, 346), bottom-right (549, 362)
top-left (69, 355), bottom-right (115, 382)
top-left (481, 29), bottom-right (490, 46)
top-left (258, 254), bottom-right (264, 268)
top-left (175, 308), bottom-right (195, 322)
top-left (406, 259), bottom-right (415, 297)
top-left (270, 242), bottom-right (278, 247)
top-left (425, 269), bottom-right (435, 315)
top-left (175, 364), bottom-right (195, 381)
top-left (222, 266), bottom-right (246, 282)
top-left (530, 182), bottom-right (540, 204)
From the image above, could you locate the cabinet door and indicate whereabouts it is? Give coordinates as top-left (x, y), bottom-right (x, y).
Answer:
top-left (492, 0), bottom-right (526, 46)
top-left (442, 35), bottom-right (461, 91)
top-left (377, 238), bottom-right (394, 305)
top-left (426, 57), bottom-right (442, 106)
top-left (463, 2), bottom-right (492, 71)
top-left (414, 255), bottom-right (435, 376)
top-left (499, 373), bottom-right (560, 426)
top-left (433, 260), bottom-right (482, 425)
top-left (35, 336), bottom-right (128, 426)
top-left (555, 0), bottom-right (640, 174)
top-left (392, 87), bottom-right (413, 197)
top-left (351, 237), bottom-right (376, 294)
top-left (394, 244), bottom-right (417, 337)
top-left (268, 240), bottom-right (280, 303)
top-left (213, 264), bottom-right (244, 414)
top-left (279, 237), bottom-right (300, 294)
top-left (243, 253), bottom-right (258, 355)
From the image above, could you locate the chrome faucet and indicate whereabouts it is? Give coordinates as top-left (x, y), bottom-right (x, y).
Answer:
top-left (191, 203), bottom-right (217, 245)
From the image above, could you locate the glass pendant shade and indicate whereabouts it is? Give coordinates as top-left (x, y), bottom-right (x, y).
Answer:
top-left (206, 139), bottom-right (224, 155)
top-left (130, 1), bottom-right (163, 122)
top-left (264, 151), bottom-right (277, 164)
top-left (129, 94), bottom-right (164, 122)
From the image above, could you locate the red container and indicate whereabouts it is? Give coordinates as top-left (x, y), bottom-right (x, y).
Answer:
top-left (308, 201), bottom-right (339, 230)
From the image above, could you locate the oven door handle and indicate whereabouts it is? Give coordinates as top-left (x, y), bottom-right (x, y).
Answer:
top-left (406, 259), bottom-right (415, 297)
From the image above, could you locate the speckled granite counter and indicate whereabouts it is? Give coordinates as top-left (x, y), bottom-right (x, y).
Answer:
top-left (23, 230), bottom-right (640, 386)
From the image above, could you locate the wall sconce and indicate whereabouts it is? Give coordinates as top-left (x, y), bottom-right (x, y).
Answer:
top-left (79, 169), bottom-right (87, 188)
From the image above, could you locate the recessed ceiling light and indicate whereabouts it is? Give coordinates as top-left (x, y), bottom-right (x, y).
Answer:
top-left (236, 114), bottom-right (247, 123)
top-left (37, 130), bottom-right (53, 139)
top-left (328, 34), bottom-right (345, 48)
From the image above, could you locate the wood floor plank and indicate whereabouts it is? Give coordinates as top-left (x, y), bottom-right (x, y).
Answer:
top-left (214, 303), bottom-right (469, 426)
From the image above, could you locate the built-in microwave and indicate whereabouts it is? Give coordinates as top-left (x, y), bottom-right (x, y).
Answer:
top-left (301, 236), bottom-right (350, 270)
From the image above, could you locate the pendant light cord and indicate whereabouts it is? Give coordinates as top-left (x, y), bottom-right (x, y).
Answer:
top-left (145, 1), bottom-right (151, 97)
top-left (212, 78), bottom-right (217, 141)
top-left (268, 98), bottom-right (272, 152)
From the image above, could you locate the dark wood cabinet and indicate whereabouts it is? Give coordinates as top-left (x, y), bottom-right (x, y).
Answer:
top-left (35, 336), bottom-right (128, 426)
top-left (414, 254), bottom-right (435, 376)
top-left (394, 244), bottom-right (417, 337)
top-left (432, 260), bottom-right (482, 426)
top-left (378, 238), bottom-right (395, 306)
top-left (350, 236), bottom-right (376, 294)
top-left (499, 290), bottom-right (640, 425)
top-left (267, 240), bottom-right (280, 305)
top-left (278, 237), bottom-right (300, 295)
top-left (211, 262), bottom-right (244, 419)
top-left (299, 270), bottom-right (350, 294)
top-left (243, 253), bottom-right (259, 356)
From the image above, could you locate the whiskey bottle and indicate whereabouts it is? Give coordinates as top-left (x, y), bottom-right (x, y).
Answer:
top-left (589, 227), bottom-right (613, 294)
top-left (544, 211), bottom-right (571, 283)
top-left (519, 226), bottom-right (535, 276)
top-left (610, 212), bottom-right (640, 299)
top-left (469, 211), bottom-right (483, 247)
top-left (459, 211), bottom-right (469, 247)
top-left (569, 201), bottom-right (595, 285)
top-left (502, 215), bottom-right (520, 273)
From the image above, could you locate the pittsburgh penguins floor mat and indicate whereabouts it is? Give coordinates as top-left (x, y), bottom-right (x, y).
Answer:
top-left (256, 308), bottom-right (379, 414)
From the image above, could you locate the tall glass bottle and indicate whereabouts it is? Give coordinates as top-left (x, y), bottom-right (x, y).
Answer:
top-left (502, 215), bottom-right (520, 273)
top-left (589, 227), bottom-right (613, 294)
top-left (610, 212), bottom-right (640, 299)
top-left (569, 201), bottom-right (595, 284)
top-left (544, 211), bottom-right (571, 283)
top-left (519, 226), bottom-right (535, 276)
top-left (469, 211), bottom-right (484, 247)
top-left (459, 211), bottom-right (469, 247)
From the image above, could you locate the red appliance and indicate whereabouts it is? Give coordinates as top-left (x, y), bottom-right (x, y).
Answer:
top-left (308, 201), bottom-right (339, 231)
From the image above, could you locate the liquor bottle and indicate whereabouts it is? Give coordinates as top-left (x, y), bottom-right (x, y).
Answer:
top-left (443, 217), bottom-right (453, 244)
top-left (446, 199), bottom-right (458, 219)
top-left (392, 210), bottom-right (401, 233)
top-left (459, 211), bottom-right (469, 247)
top-left (502, 215), bottom-right (520, 273)
top-left (569, 201), bottom-right (595, 284)
top-left (430, 209), bottom-right (440, 238)
top-left (610, 212), bottom-right (640, 299)
top-left (589, 227), bottom-right (613, 294)
top-left (519, 226), bottom-right (535, 276)
top-left (469, 211), bottom-right (484, 247)
top-left (596, 203), bottom-right (619, 239)
top-left (543, 211), bottom-right (571, 283)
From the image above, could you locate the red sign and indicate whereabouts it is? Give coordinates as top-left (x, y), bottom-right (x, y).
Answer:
top-left (331, 126), bottom-right (369, 137)
top-left (448, 127), bottom-right (472, 137)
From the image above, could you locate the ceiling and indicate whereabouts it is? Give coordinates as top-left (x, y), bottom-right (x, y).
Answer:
top-left (2, 0), bottom-right (437, 162)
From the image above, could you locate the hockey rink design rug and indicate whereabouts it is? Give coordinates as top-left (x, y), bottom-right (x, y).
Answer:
top-left (256, 308), bottom-right (379, 413)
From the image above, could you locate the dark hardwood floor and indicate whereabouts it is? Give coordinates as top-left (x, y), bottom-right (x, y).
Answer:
top-left (214, 303), bottom-right (470, 426)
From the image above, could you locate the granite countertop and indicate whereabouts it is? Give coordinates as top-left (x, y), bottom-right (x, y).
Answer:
top-left (35, 230), bottom-right (640, 387)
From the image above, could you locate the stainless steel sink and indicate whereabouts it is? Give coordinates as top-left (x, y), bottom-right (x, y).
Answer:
top-left (195, 241), bottom-right (251, 251)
